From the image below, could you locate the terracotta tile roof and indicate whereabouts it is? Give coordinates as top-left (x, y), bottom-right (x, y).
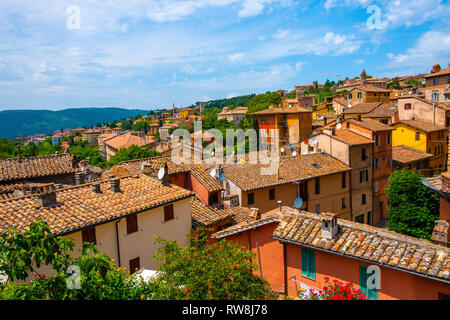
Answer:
top-left (0, 154), bottom-right (78, 183)
top-left (365, 103), bottom-right (398, 118)
top-left (342, 102), bottom-right (382, 114)
top-left (397, 96), bottom-right (450, 110)
top-left (350, 85), bottom-right (392, 93)
top-left (191, 197), bottom-right (230, 228)
top-left (333, 98), bottom-right (348, 106)
top-left (104, 132), bottom-right (156, 150)
top-left (423, 67), bottom-right (450, 78)
top-left (0, 175), bottom-right (194, 235)
top-left (182, 164), bottom-right (224, 192)
top-left (272, 210), bottom-right (450, 283)
top-left (392, 145), bottom-right (433, 164)
top-left (104, 156), bottom-right (188, 177)
top-left (218, 106), bottom-right (248, 115)
top-left (394, 120), bottom-right (446, 132)
top-left (212, 206), bottom-right (286, 239)
top-left (348, 118), bottom-right (394, 132)
top-left (252, 106), bottom-right (312, 115)
top-left (222, 153), bottom-right (351, 191)
top-left (322, 128), bottom-right (374, 146)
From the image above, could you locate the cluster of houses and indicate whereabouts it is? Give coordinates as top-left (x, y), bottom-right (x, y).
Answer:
top-left (1, 62), bottom-right (449, 300)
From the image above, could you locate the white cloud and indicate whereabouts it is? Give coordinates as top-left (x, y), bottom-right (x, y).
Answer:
top-left (227, 92), bottom-right (239, 98)
top-left (228, 52), bottom-right (246, 62)
top-left (295, 61), bottom-right (304, 71)
top-left (274, 29), bottom-right (291, 39)
top-left (386, 30), bottom-right (450, 69)
top-left (355, 58), bottom-right (365, 64)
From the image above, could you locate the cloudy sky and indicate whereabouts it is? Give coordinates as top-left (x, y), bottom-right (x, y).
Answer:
top-left (0, 0), bottom-right (449, 110)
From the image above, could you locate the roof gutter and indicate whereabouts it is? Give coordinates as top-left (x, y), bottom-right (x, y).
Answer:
top-left (272, 236), bottom-right (450, 285)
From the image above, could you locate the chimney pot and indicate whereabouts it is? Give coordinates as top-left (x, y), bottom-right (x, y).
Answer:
top-left (110, 178), bottom-right (121, 193)
top-left (321, 213), bottom-right (338, 240)
top-left (248, 207), bottom-right (261, 222)
top-left (36, 184), bottom-right (57, 207)
top-left (431, 220), bottom-right (449, 247)
top-left (277, 200), bottom-right (282, 212)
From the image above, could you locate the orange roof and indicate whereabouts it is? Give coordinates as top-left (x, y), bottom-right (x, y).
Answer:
top-left (392, 145), bottom-right (433, 164)
top-left (321, 128), bottom-right (374, 146)
top-left (104, 132), bottom-right (156, 150)
top-left (252, 106), bottom-right (311, 115)
top-left (349, 84), bottom-right (391, 93)
top-left (394, 120), bottom-right (446, 132)
top-left (423, 67), bottom-right (450, 78)
top-left (347, 118), bottom-right (394, 132)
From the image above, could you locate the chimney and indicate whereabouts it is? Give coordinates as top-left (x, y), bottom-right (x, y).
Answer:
top-left (277, 200), bottom-right (282, 212)
top-left (320, 213), bottom-right (338, 240)
top-left (431, 220), bottom-right (449, 247)
top-left (17, 145), bottom-right (22, 161)
top-left (36, 184), bottom-right (57, 207)
top-left (75, 172), bottom-right (85, 185)
top-left (161, 163), bottom-right (170, 186)
top-left (248, 207), bottom-right (261, 222)
top-left (323, 127), bottom-right (335, 136)
top-left (92, 183), bottom-right (101, 194)
top-left (110, 178), bottom-right (121, 193)
top-left (360, 69), bottom-right (367, 86)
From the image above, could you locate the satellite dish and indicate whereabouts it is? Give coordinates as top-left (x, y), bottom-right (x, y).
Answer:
top-left (336, 123), bottom-right (342, 130)
top-left (157, 167), bottom-right (165, 180)
top-left (219, 172), bottom-right (225, 181)
top-left (294, 197), bottom-right (303, 209)
top-left (347, 104), bottom-right (352, 108)
top-left (292, 151), bottom-right (297, 156)
top-left (210, 169), bottom-right (216, 177)
top-left (211, 151), bottom-right (215, 156)
top-left (281, 147), bottom-right (285, 153)
top-left (311, 137), bottom-right (317, 145)
top-left (289, 144), bottom-right (293, 149)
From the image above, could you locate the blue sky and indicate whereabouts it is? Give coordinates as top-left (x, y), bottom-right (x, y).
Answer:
top-left (0, 0), bottom-right (449, 110)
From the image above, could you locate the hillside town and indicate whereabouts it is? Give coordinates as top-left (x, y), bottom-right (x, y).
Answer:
top-left (0, 62), bottom-right (449, 301)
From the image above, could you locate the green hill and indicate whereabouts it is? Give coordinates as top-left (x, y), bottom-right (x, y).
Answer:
top-left (0, 108), bottom-right (149, 139)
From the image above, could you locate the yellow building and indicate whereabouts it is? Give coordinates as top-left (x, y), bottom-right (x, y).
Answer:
top-left (392, 120), bottom-right (448, 175)
top-left (178, 108), bottom-right (194, 120)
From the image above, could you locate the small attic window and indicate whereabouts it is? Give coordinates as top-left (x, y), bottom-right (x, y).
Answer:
top-left (312, 163), bottom-right (322, 169)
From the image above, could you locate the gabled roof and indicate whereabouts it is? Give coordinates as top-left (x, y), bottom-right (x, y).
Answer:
top-left (272, 210), bottom-right (450, 283)
top-left (322, 128), bottom-right (374, 146)
top-left (183, 164), bottom-right (224, 192)
top-left (392, 145), bottom-right (434, 164)
top-left (365, 103), bottom-right (398, 118)
top-left (0, 175), bottom-right (194, 235)
top-left (223, 153), bottom-right (350, 192)
top-left (423, 67), bottom-right (450, 78)
top-left (252, 106), bottom-right (311, 115)
top-left (104, 156), bottom-right (188, 176)
top-left (191, 197), bottom-right (230, 228)
top-left (0, 154), bottom-right (78, 183)
top-left (104, 132), bottom-right (156, 150)
top-left (394, 120), bottom-right (446, 132)
top-left (348, 85), bottom-right (391, 93)
top-left (342, 102), bottom-right (382, 114)
top-left (347, 118), bottom-right (394, 132)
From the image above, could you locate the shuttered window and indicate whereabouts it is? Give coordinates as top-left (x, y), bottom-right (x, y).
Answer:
top-left (359, 265), bottom-right (378, 300)
top-left (301, 248), bottom-right (316, 279)
top-left (129, 257), bottom-right (140, 274)
top-left (82, 227), bottom-right (96, 247)
top-left (164, 204), bottom-right (174, 222)
top-left (126, 214), bottom-right (138, 234)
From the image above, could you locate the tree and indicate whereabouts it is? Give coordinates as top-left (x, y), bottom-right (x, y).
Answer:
top-left (150, 233), bottom-right (274, 300)
top-left (388, 79), bottom-right (401, 89)
top-left (106, 145), bottom-right (161, 168)
top-left (386, 169), bottom-right (440, 240)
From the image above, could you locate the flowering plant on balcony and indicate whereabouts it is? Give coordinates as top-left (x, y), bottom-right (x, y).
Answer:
top-left (303, 278), bottom-right (368, 300)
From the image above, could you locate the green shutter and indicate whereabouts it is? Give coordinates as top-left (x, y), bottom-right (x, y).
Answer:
top-left (301, 248), bottom-right (316, 279)
top-left (301, 249), bottom-right (308, 277)
top-left (359, 265), bottom-right (368, 297)
top-left (309, 250), bottom-right (316, 279)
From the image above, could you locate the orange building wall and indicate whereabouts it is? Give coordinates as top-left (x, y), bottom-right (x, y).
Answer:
top-left (284, 243), bottom-right (450, 300)
top-left (225, 222), bottom-right (284, 291)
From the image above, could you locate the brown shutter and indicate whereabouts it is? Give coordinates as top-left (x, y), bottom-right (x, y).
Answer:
top-left (82, 227), bottom-right (96, 247)
top-left (129, 257), bottom-right (140, 274)
top-left (126, 214), bottom-right (138, 234)
top-left (164, 204), bottom-right (174, 221)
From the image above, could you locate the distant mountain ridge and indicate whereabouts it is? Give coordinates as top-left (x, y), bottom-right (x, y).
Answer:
top-left (0, 107), bottom-right (148, 139)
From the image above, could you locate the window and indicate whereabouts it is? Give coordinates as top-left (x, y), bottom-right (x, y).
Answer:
top-left (341, 172), bottom-right (346, 189)
top-left (315, 204), bottom-right (320, 214)
top-left (301, 248), bottom-right (316, 280)
top-left (357, 92), bottom-right (362, 99)
top-left (342, 197), bottom-right (346, 209)
top-left (431, 91), bottom-right (439, 102)
top-left (126, 214), bottom-right (138, 234)
top-left (360, 170), bottom-right (369, 183)
top-left (415, 132), bottom-right (420, 141)
top-left (129, 257), bottom-right (140, 274)
top-left (164, 204), bottom-right (174, 222)
top-left (362, 148), bottom-right (367, 161)
top-left (375, 158), bottom-right (380, 170)
top-left (404, 103), bottom-right (411, 110)
top-left (261, 116), bottom-right (265, 124)
top-left (355, 214), bottom-right (364, 223)
top-left (82, 227), bottom-right (96, 246)
top-left (315, 177), bottom-right (320, 194)
top-left (376, 135), bottom-right (381, 146)
top-left (362, 194), bottom-right (366, 205)
top-left (248, 192), bottom-right (255, 205)
top-left (386, 133), bottom-right (391, 145)
top-left (349, 93), bottom-right (353, 100)
top-left (374, 181), bottom-right (379, 192)
top-left (208, 192), bottom-right (219, 205)
top-left (359, 265), bottom-right (378, 300)
top-left (367, 212), bottom-right (372, 225)
top-left (269, 188), bottom-right (275, 200)
top-left (433, 78), bottom-right (439, 86)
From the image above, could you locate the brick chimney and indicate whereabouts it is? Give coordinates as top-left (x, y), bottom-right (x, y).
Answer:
top-left (110, 178), bottom-right (121, 193)
top-left (248, 208), bottom-right (261, 222)
top-left (75, 172), bottom-right (85, 185)
top-left (321, 212), bottom-right (338, 240)
top-left (36, 184), bottom-right (57, 207)
top-left (431, 62), bottom-right (441, 74)
top-left (360, 68), bottom-right (367, 86)
top-left (17, 145), bottom-right (22, 161)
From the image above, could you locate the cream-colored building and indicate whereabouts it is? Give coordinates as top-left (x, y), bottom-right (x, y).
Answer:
top-left (0, 174), bottom-right (194, 277)
top-left (217, 106), bottom-right (248, 126)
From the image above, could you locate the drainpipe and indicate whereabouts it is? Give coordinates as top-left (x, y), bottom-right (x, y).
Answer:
top-left (115, 219), bottom-right (121, 267)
